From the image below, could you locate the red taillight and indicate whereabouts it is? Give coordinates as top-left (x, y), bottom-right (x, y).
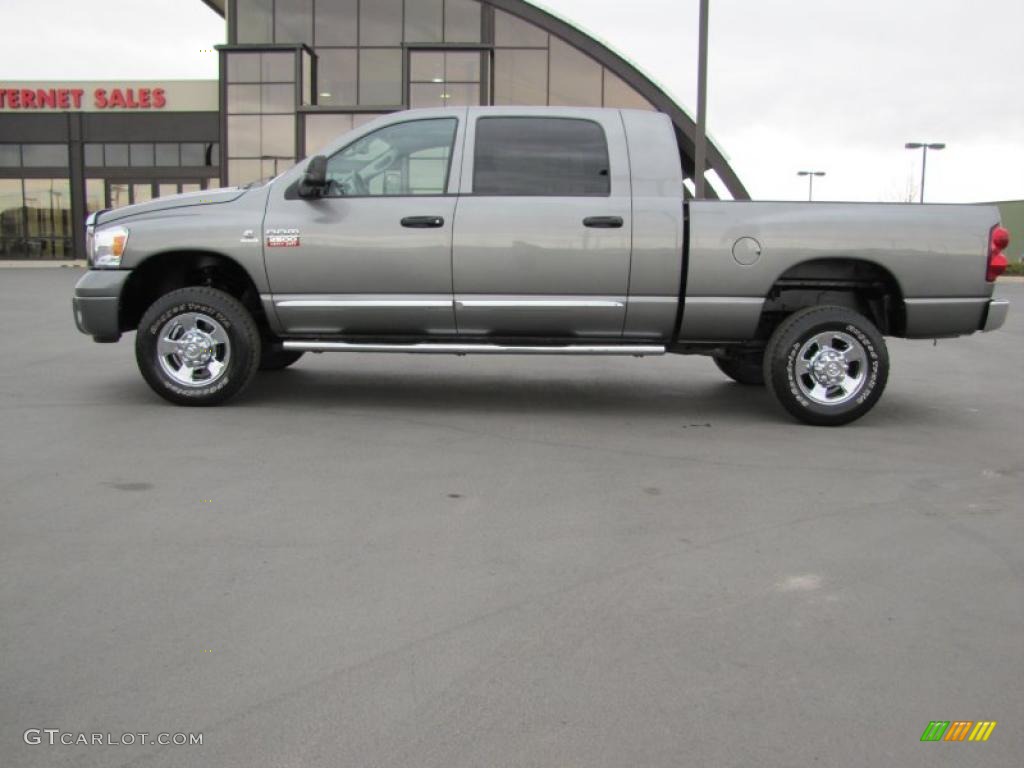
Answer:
top-left (987, 225), bottom-right (1010, 282)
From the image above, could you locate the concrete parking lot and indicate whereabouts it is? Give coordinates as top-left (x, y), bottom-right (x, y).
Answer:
top-left (2, 268), bottom-right (1021, 767)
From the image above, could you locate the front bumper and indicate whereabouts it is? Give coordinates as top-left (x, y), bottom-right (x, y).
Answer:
top-left (72, 270), bottom-right (131, 342)
top-left (981, 299), bottom-right (1009, 332)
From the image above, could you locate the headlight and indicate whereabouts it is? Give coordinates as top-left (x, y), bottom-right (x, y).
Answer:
top-left (91, 226), bottom-right (129, 268)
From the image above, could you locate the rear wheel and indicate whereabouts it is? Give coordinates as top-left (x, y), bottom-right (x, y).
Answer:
top-left (764, 305), bottom-right (888, 426)
top-left (135, 287), bottom-right (261, 406)
top-left (713, 350), bottom-right (765, 386)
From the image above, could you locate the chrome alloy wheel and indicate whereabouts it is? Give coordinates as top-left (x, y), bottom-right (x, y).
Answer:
top-left (156, 312), bottom-right (231, 388)
top-left (793, 330), bottom-right (868, 406)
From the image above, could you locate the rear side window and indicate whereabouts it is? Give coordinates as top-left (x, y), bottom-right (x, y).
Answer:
top-left (473, 117), bottom-right (610, 197)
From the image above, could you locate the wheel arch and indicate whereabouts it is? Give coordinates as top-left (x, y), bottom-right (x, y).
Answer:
top-left (120, 249), bottom-right (267, 334)
top-left (759, 256), bottom-right (907, 337)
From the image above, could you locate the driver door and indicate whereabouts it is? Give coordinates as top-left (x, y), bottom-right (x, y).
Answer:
top-left (264, 113), bottom-right (465, 336)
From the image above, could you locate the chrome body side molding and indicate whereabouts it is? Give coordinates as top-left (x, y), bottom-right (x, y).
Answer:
top-left (282, 341), bottom-right (665, 356)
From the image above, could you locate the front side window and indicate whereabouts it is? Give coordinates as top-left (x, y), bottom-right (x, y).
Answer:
top-left (324, 119), bottom-right (457, 197)
top-left (473, 117), bottom-right (610, 197)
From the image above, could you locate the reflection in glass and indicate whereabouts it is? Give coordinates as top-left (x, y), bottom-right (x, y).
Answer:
top-left (236, 0), bottom-right (273, 43)
top-left (130, 144), bottom-right (155, 167)
top-left (228, 84), bottom-right (262, 114)
top-left (261, 52), bottom-right (295, 83)
top-left (227, 53), bottom-right (261, 83)
top-left (228, 159), bottom-right (261, 186)
top-left (316, 49), bottom-right (358, 106)
top-left (24, 178), bottom-right (72, 258)
top-left (410, 83), bottom-right (479, 108)
top-left (261, 83), bottom-right (295, 113)
top-left (155, 144), bottom-right (179, 165)
top-left (444, 0), bottom-right (481, 43)
top-left (359, 0), bottom-right (401, 45)
top-left (353, 113), bottom-right (385, 129)
top-left (315, 0), bottom-right (358, 45)
top-left (22, 144), bottom-right (68, 168)
top-left (85, 179), bottom-right (104, 214)
top-left (305, 113), bottom-right (355, 155)
top-left (109, 183), bottom-right (130, 208)
top-left (359, 49), bottom-right (402, 105)
top-left (302, 50), bottom-right (313, 105)
top-left (494, 49), bottom-right (548, 105)
top-left (84, 144), bottom-right (104, 167)
top-left (228, 116), bottom-right (261, 158)
top-left (274, 0), bottom-right (312, 44)
top-left (325, 118), bottom-right (456, 196)
top-left (410, 51), bottom-right (482, 108)
top-left (548, 39), bottom-right (602, 107)
top-left (133, 184), bottom-right (153, 204)
top-left (182, 183), bottom-right (201, 194)
top-left (181, 143), bottom-right (210, 166)
top-left (444, 52), bottom-right (482, 82)
top-left (405, 0), bottom-right (443, 42)
top-left (104, 144), bottom-right (129, 167)
top-left (0, 180), bottom-right (25, 257)
top-left (0, 145), bottom-right (20, 167)
top-left (261, 115), bottom-right (296, 157)
top-left (494, 9), bottom-right (548, 47)
top-left (158, 184), bottom-right (179, 198)
top-left (410, 52), bottom-right (445, 83)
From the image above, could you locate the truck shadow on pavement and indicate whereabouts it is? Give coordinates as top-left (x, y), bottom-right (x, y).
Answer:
top-left (232, 367), bottom-right (783, 422)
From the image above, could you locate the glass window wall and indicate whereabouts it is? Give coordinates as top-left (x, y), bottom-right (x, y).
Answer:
top-left (316, 49), bottom-right (358, 106)
top-left (237, 0), bottom-right (273, 43)
top-left (315, 0), bottom-right (358, 46)
top-left (226, 49), bottom-right (299, 185)
top-left (404, 0), bottom-right (443, 43)
top-left (360, 0), bottom-right (402, 45)
top-left (0, 145), bottom-right (22, 167)
top-left (359, 49), bottom-right (402, 105)
top-left (0, 178), bottom-right (72, 259)
top-left (274, 0), bottom-right (312, 45)
top-left (409, 50), bottom-right (482, 108)
top-left (227, 0), bottom-right (656, 176)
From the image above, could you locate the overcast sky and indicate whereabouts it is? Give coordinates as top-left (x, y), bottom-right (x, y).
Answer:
top-left (2, 0), bottom-right (1021, 203)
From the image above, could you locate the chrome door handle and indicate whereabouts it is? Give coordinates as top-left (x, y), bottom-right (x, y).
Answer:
top-left (583, 216), bottom-right (624, 229)
top-left (401, 216), bottom-right (445, 228)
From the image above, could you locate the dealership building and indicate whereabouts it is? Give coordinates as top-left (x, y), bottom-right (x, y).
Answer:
top-left (0, 0), bottom-right (749, 260)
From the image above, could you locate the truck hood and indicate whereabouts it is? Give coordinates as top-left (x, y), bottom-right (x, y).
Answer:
top-left (96, 186), bottom-right (250, 224)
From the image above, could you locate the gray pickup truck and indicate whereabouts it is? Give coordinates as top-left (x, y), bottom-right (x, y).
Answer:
top-left (72, 107), bottom-right (1011, 425)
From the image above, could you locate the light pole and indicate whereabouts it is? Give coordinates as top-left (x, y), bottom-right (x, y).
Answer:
top-left (797, 170), bottom-right (826, 201)
top-left (905, 142), bottom-right (945, 203)
top-left (694, 0), bottom-right (710, 199)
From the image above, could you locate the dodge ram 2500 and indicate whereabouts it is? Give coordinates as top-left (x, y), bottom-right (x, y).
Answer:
top-left (72, 107), bottom-right (1011, 425)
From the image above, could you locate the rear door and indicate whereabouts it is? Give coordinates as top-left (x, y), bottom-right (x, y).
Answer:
top-left (452, 109), bottom-right (632, 338)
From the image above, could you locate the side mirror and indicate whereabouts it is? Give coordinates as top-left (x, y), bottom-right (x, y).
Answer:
top-left (297, 155), bottom-right (328, 198)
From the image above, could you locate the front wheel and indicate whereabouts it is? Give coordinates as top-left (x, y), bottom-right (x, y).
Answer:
top-left (764, 305), bottom-right (888, 426)
top-left (136, 287), bottom-right (261, 406)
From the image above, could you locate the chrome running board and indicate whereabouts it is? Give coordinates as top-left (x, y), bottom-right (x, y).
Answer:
top-left (282, 341), bottom-right (665, 356)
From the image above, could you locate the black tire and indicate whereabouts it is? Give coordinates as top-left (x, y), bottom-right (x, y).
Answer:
top-left (713, 350), bottom-right (765, 386)
top-left (764, 305), bottom-right (888, 426)
top-left (259, 345), bottom-right (304, 371)
top-left (135, 287), bottom-right (261, 406)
